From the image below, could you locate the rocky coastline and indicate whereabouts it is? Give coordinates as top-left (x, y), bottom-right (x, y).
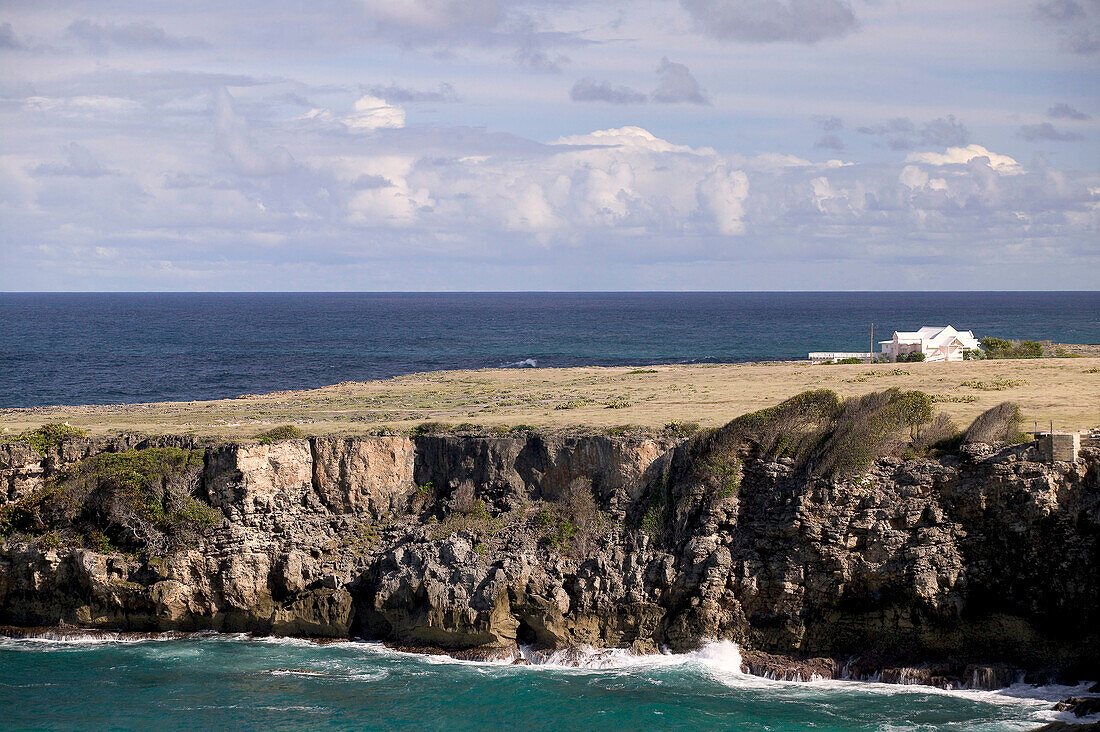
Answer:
top-left (2, 404), bottom-right (1097, 696)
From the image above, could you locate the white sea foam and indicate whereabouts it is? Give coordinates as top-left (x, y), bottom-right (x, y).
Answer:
top-left (501, 358), bottom-right (537, 368)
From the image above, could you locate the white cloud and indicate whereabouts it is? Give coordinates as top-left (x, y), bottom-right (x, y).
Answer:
top-left (905, 145), bottom-right (1022, 174)
top-left (343, 95), bottom-right (406, 132)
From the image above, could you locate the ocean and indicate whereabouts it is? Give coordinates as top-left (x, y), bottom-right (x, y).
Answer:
top-left (0, 635), bottom-right (1086, 731)
top-left (1, 292), bottom-right (1098, 409)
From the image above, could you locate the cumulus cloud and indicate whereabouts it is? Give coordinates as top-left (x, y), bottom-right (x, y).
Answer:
top-left (571, 58), bottom-right (708, 105)
top-left (30, 143), bottom-right (115, 178)
top-left (66, 19), bottom-right (208, 52)
top-left (570, 78), bottom-right (647, 104)
top-left (1048, 103), bottom-right (1091, 120)
top-left (652, 57), bottom-right (709, 105)
top-left (904, 144), bottom-right (1022, 174)
top-left (814, 134), bottom-right (844, 151)
top-left (363, 83), bottom-right (458, 103)
top-left (679, 0), bottom-right (858, 43)
top-left (299, 95), bottom-right (406, 133)
top-left (23, 95), bottom-right (143, 119)
top-left (0, 22), bottom-right (23, 49)
top-left (858, 115), bottom-right (969, 150)
top-left (361, 0), bottom-right (502, 37)
top-left (343, 95), bottom-right (406, 131)
top-left (214, 89), bottom-right (295, 176)
top-left (1033, 0), bottom-right (1100, 53)
top-left (919, 115), bottom-right (969, 147)
top-left (1034, 0), bottom-right (1086, 23)
top-left (1018, 122), bottom-right (1083, 141)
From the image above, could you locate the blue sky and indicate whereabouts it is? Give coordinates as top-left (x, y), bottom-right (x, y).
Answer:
top-left (0, 0), bottom-right (1097, 290)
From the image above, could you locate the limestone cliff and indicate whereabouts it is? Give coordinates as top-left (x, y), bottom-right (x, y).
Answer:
top-left (1, 429), bottom-right (1097, 688)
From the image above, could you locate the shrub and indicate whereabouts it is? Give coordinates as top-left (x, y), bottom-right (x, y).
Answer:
top-left (960, 377), bottom-right (1026, 391)
top-left (1017, 340), bottom-right (1044, 358)
top-left (963, 348), bottom-right (984, 361)
top-left (981, 337), bottom-right (1043, 359)
top-left (537, 480), bottom-right (606, 555)
top-left (0, 448), bottom-right (219, 553)
top-left (605, 398), bottom-right (630, 409)
top-left (626, 368), bottom-right (658, 374)
top-left (893, 390), bottom-right (933, 438)
top-left (912, 413), bottom-right (961, 454)
top-left (897, 352), bottom-right (926, 363)
top-left (410, 422), bottom-right (452, 436)
top-left (807, 389), bottom-right (936, 478)
top-left (13, 423), bottom-right (87, 455)
top-left (664, 421), bottom-right (700, 438)
top-left (258, 425), bottom-right (305, 444)
top-left (964, 402), bottom-right (1025, 445)
top-left (448, 483), bottom-right (480, 515)
top-left (85, 530), bottom-right (115, 554)
top-left (555, 398), bottom-right (591, 410)
top-left (717, 389), bottom-right (841, 460)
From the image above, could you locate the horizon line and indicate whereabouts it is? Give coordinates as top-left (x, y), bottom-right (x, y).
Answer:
top-left (2, 290), bottom-right (1099, 295)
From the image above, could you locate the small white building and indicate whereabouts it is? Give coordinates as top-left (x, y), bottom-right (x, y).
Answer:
top-left (880, 325), bottom-right (980, 363)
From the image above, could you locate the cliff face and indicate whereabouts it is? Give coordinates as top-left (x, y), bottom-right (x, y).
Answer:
top-left (1, 432), bottom-right (1097, 685)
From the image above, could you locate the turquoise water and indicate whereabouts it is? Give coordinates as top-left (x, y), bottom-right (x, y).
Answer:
top-left (0, 635), bottom-right (1083, 731)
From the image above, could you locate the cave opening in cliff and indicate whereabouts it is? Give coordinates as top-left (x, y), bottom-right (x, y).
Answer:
top-left (515, 618), bottom-right (538, 647)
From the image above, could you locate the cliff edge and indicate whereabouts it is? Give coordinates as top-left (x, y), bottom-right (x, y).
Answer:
top-left (1, 398), bottom-right (1097, 689)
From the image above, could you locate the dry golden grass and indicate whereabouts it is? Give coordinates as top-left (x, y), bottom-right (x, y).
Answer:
top-left (2, 357), bottom-right (1098, 439)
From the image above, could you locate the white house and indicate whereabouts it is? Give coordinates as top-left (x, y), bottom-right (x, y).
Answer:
top-left (880, 325), bottom-right (980, 363)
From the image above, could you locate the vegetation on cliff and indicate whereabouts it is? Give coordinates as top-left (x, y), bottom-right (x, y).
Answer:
top-left (11, 422), bottom-right (87, 456)
top-left (0, 447), bottom-right (220, 554)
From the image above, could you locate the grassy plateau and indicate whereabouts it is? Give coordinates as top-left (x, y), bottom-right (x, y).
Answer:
top-left (2, 356), bottom-right (1097, 440)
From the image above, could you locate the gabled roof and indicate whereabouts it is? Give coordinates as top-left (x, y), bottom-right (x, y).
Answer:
top-left (890, 325), bottom-right (980, 349)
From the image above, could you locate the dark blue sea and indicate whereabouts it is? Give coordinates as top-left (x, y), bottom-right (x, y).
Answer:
top-left (1, 292), bottom-right (1097, 408)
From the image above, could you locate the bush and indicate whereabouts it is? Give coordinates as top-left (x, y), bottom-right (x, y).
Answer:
top-left (448, 483), bottom-right (482, 515)
top-left (981, 337), bottom-right (1043, 359)
top-left (664, 421), bottom-right (700, 438)
top-left (13, 423), bottom-right (87, 455)
top-left (605, 398), bottom-right (630, 409)
top-left (537, 480), bottom-right (605, 556)
top-left (893, 390), bottom-right (933, 438)
top-left (963, 348), bottom-right (984, 361)
top-left (897, 352), bottom-right (925, 363)
top-left (410, 422), bottom-right (452, 436)
top-left (258, 425), bottom-right (305, 444)
top-left (964, 402), bottom-right (1025, 445)
top-left (807, 389), bottom-right (936, 478)
top-left (912, 413), bottom-right (961, 454)
top-left (0, 448), bottom-right (219, 553)
top-left (960, 377), bottom-right (1026, 391)
top-left (717, 389), bottom-right (841, 460)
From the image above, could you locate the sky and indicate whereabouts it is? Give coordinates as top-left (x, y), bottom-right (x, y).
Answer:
top-left (0, 0), bottom-right (1097, 291)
